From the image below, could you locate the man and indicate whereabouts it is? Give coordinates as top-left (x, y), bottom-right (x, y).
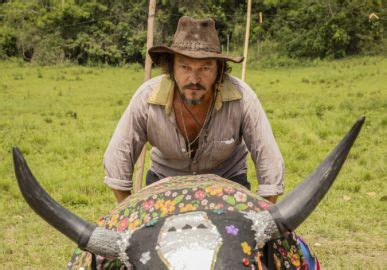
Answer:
top-left (104, 16), bottom-right (284, 204)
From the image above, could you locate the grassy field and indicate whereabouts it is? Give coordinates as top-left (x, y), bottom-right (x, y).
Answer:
top-left (0, 56), bottom-right (386, 269)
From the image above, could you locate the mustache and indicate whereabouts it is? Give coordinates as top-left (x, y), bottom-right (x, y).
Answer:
top-left (183, 83), bottom-right (205, 90)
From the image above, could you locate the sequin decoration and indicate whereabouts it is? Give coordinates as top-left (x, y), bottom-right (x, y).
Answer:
top-left (67, 174), bottom-right (317, 269)
top-left (225, 225), bottom-right (239, 236)
top-left (157, 211), bottom-right (222, 270)
top-left (241, 242), bottom-right (252, 255)
top-left (140, 251), bottom-right (151, 264)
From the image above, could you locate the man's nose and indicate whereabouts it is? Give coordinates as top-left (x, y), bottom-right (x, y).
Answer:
top-left (189, 70), bottom-right (201, 84)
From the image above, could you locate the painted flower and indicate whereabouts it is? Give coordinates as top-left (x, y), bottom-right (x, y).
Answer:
top-left (288, 251), bottom-right (300, 267)
top-left (216, 203), bottom-right (224, 209)
top-left (98, 216), bottom-right (105, 226)
top-left (178, 203), bottom-right (184, 208)
top-left (182, 189), bottom-right (188, 194)
top-left (234, 191), bottom-right (247, 202)
top-left (155, 199), bottom-right (165, 210)
top-left (172, 192), bottom-right (178, 197)
top-left (180, 203), bottom-right (197, 213)
top-left (273, 253), bottom-right (281, 269)
top-left (225, 225), bottom-right (239, 235)
top-left (278, 247), bottom-right (287, 257)
top-left (152, 194), bottom-right (158, 199)
top-left (108, 214), bottom-right (119, 229)
top-left (143, 199), bottom-right (155, 211)
top-left (201, 199), bottom-right (208, 206)
top-left (140, 251), bottom-right (151, 264)
top-left (194, 190), bottom-right (206, 201)
top-left (165, 190), bottom-right (171, 197)
top-left (117, 217), bottom-right (129, 232)
top-left (227, 206), bottom-right (234, 211)
top-left (241, 242), bottom-right (252, 255)
top-left (129, 212), bottom-right (138, 223)
top-left (209, 203), bottom-right (215, 209)
top-left (258, 200), bottom-right (270, 210)
top-left (129, 219), bottom-right (141, 230)
top-left (185, 195), bottom-right (192, 200)
top-left (160, 200), bottom-right (176, 215)
top-left (143, 214), bottom-right (152, 224)
top-left (205, 185), bottom-right (223, 197)
top-left (247, 201), bottom-right (254, 208)
top-left (224, 187), bottom-right (235, 194)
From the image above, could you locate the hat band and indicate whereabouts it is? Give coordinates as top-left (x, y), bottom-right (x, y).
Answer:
top-left (172, 41), bottom-right (220, 53)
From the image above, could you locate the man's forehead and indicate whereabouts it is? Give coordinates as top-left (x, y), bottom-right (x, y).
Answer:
top-left (174, 54), bottom-right (216, 66)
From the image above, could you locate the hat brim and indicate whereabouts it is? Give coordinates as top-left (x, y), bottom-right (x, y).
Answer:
top-left (148, 45), bottom-right (244, 64)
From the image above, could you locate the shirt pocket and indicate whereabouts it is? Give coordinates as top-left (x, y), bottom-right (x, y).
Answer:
top-left (211, 137), bottom-right (237, 162)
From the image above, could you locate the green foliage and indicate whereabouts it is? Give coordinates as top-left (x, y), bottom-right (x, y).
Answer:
top-left (0, 57), bottom-right (385, 268)
top-left (0, 0), bottom-right (384, 64)
top-left (269, 0), bottom-right (384, 58)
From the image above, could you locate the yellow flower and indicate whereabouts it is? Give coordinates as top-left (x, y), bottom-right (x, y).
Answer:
top-left (128, 219), bottom-right (141, 230)
top-left (205, 185), bottom-right (223, 197)
top-left (108, 214), bottom-right (119, 229)
top-left (180, 203), bottom-right (197, 213)
top-left (241, 241), bottom-right (252, 255)
top-left (289, 251), bottom-right (300, 267)
top-left (155, 199), bottom-right (165, 209)
top-left (160, 200), bottom-right (176, 216)
top-left (273, 253), bottom-right (281, 269)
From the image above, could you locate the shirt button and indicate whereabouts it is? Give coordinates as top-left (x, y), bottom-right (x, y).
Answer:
top-left (182, 148), bottom-right (186, 152)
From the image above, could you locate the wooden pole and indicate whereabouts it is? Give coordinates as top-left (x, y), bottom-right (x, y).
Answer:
top-left (133, 0), bottom-right (156, 193)
top-left (226, 33), bottom-right (230, 55)
top-left (241, 0), bottom-right (252, 82)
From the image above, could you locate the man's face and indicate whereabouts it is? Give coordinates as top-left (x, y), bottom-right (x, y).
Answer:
top-left (173, 54), bottom-right (218, 105)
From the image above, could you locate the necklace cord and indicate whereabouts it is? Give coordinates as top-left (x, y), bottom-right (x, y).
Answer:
top-left (176, 61), bottom-right (224, 158)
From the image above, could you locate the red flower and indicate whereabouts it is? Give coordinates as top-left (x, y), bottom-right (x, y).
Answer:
top-left (117, 218), bottom-right (129, 232)
top-left (143, 199), bottom-right (155, 210)
top-left (258, 200), bottom-right (270, 210)
top-left (194, 190), bottom-right (206, 201)
top-left (224, 187), bottom-right (235, 194)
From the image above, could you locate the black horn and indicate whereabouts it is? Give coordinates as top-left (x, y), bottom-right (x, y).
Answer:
top-left (269, 116), bottom-right (365, 234)
top-left (12, 147), bottom-right (97, 249)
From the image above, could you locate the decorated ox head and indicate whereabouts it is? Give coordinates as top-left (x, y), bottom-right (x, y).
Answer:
top-left (13, 117), bottom-right (364, 269)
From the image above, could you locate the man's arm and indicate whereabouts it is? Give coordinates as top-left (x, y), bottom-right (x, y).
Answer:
top-left (112, 189), bottom-right (132, 203)
top-left (103, 87), bottom-right (149, 202)
top-left (241, 83), bottom-right (285, 200)
top-left (263, 195), bottom-right (278, 204)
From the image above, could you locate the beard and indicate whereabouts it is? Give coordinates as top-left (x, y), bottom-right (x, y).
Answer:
top-left (181, 92), bottom-right (205, 105)
top-left (179, 83), bottom-right (206, 105)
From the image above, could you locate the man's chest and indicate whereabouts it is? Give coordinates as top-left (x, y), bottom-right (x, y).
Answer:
top-left (146, 102), bottom-right (243, 158)
top-left (173, 104), bottom-right (208, 142)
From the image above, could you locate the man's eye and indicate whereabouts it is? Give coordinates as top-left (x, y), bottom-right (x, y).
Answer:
top-left (181, 65), bottom-right (188, 70)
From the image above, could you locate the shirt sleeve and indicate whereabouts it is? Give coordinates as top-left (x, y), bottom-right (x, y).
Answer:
top-left (241, 85), bottom-right (285, 196)
top-left (103, 87), bottom-right (148, 191)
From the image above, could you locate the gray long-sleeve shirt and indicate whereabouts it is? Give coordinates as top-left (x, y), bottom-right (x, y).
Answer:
top-left (104, 74), bottom-right (284, 196)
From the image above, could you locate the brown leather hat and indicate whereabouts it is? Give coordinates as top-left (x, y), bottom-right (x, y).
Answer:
top-left (149, 16), bottom-right (243, 64)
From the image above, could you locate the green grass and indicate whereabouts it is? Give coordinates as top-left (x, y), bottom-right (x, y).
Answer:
top-left (0, 56), bottom-right (386, 269)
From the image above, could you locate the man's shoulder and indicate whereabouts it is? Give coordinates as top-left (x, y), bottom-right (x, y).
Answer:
top-left (226, 75), bottom-right (257, 100)
top-left (130, 75), bottom-right (166, 102)
top-left (136, 75), bottom-right (165, 94)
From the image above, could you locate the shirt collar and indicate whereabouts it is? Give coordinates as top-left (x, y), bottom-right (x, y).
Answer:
top-left (147, 75), bottom-right (242, 114)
